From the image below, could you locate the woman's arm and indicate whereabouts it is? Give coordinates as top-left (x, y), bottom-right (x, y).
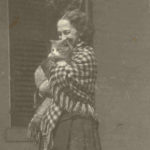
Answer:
top-left (50, 47), bottom-right (97, 106)
top-left (68, 49), bottom-right (97, 102)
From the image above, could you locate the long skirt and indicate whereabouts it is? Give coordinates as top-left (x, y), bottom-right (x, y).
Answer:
top-left (51, 112), bottom-right (101, 150)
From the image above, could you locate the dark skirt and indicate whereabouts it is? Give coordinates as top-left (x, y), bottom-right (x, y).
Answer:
top-left (51, 112), bottom-right (101, 150)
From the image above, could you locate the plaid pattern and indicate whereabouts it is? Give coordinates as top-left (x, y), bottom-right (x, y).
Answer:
top-left (40, 101), bottom-right (62, 134)
top-left (40, 101), bottom-right (62, 150)
top-left (29, 42), bottom-right (97, 150)
top-left (49, 42), bottom-right (97, 109)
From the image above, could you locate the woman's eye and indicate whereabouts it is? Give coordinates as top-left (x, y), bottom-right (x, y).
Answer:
top-left (57, 30), bottom-right (70, 40)
top-left (63, 30), bottom-right (70, 35)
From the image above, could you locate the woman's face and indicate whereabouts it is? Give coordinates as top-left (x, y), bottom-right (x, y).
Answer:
top-left (57, 19), bottom-right (79, 46)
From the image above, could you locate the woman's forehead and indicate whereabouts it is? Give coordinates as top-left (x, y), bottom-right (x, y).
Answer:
top-left (57, 19), bottom-right (72, 31)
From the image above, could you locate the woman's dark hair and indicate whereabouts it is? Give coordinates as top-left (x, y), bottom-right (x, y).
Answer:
top-left (59, 9), bottom-right (94, 44)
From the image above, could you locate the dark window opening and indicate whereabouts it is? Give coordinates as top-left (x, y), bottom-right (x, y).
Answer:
top-left (9, 0), bottom-right (93, 127)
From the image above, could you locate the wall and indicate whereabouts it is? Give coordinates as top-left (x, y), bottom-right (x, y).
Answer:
top-left (0, 0), bottom-right (10, 147)
top-left (1, 0), bottom-right (150, 150)
top-left (94, 0), bottom-right (150, 150)
top-left (0, 0), bottom-right (10, 128)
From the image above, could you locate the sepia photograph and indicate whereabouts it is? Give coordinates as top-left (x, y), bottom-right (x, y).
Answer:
top-left (0, 0), bottom-right (150, 150)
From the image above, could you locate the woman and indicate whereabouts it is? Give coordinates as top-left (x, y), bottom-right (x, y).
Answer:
top-left (28, 9), bottom-right (101, 150)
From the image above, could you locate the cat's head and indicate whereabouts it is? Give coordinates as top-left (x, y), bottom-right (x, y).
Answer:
top-left (50, 39), bottom-right (72, 59)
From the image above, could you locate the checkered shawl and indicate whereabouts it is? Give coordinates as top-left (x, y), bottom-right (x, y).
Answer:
top-left (39, 42), bottom-right (97, 150)
top-left (30, 42), bottom-right (97, 150)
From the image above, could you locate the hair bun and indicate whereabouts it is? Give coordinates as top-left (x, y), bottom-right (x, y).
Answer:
top-left (65, 0), bottom-right (83, 12)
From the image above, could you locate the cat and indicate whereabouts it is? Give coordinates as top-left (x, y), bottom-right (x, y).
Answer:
top-left (34, 39), bottom-right (73, 108)
top-left (48, 39), bottom-right (73, 65)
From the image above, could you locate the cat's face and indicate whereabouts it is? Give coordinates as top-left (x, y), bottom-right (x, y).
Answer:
top-left (50, 39), bottom-right (72, 59)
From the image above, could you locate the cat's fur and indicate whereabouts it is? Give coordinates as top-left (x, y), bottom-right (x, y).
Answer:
top-left (34, 39), bottom-right (72, 108)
